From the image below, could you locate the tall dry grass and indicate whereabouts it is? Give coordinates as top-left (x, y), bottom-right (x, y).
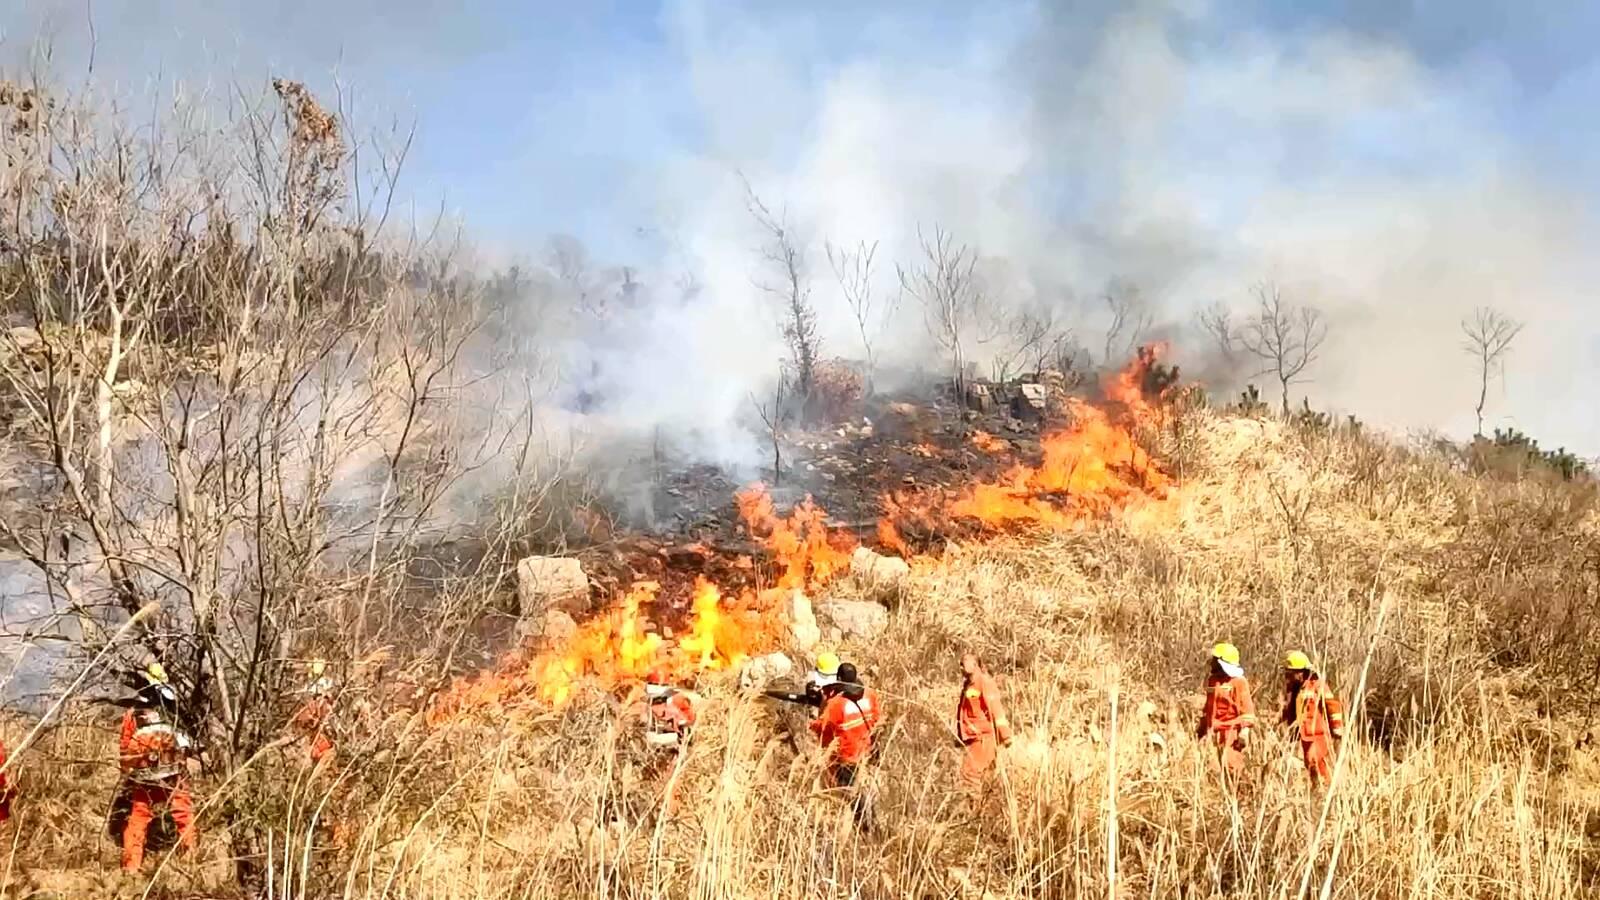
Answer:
top-left (28, 409), bottom-right (1566, 899)
top-left (0, 67), bottom-right (1595, 899)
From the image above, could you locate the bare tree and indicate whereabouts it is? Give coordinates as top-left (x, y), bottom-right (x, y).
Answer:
top-left (897, 226), bottom-right (993, 406)
top-left (1461, 306), bottom-right (1523, 436)
top-left (825, 238), bottom-right (894, 395)
top-left (1235, 282), bottom-right (1329, 415)
top-left (0, 75), bottom-right (576, 886)
top-left (744, 177), bottom-right (819, 414)
top-left (751, 375), bottom-right (790, 486)
top-left (991, 306), bottom-right (1057, 384)
top-left (1197, 301), bottom-right (1237, 364)
top-left (1102, 280), bottom-right (1152, 366)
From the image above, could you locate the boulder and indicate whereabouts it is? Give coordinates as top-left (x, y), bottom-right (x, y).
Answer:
top-left (817, 598), bottom-right (890, 643)
top-left (516, 608), bottom-right (578, 643)
top-left (850, 547), bottom-right (910, 594)
top-left (965, 383), bottom-right (993, 413)
top-left (515, 556), bottom-right (590, 618)
top-left (788, 590), bottom-right (821, 652)
top-left (740, 652), bottom-right (795, 689)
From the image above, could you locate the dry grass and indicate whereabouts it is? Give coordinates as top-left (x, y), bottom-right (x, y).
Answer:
top-left (3, 409), bottom-right (1587, 898)
top-left (0, 70), bottom-right (1595, 899)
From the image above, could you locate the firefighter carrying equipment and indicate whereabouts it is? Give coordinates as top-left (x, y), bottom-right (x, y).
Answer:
top-left (811, 688), bottom-right (872, 765)
top-left (1283, 670), bottom-right (1346, 784)
top-left (1199, 666), bottom-right (1257, 780)
top-left (643, 677), bottom-right (697, 749)
top-left (117, 706), bottom-right (197, 870)
top-left (836, 664), bottom-right (883, 731)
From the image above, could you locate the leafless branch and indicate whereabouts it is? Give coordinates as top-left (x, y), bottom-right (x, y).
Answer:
top-left (743, 175), bottom-right (819, 414)
top-left (826, 238), bottom-right (893, 395)
top-left (1235, 282), bottom-right (1329, 415)
top-left (1461, 306), bottom-right (1523, 436)
top-left (897, 225), bottom-right (988, 407)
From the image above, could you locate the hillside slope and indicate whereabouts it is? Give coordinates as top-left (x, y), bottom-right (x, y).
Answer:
top-left (12, 408), bottom-right (1594, 899)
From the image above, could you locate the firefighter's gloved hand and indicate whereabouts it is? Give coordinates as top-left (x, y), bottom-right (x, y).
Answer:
top-left (1231, 736), bottom-right (1247, 752)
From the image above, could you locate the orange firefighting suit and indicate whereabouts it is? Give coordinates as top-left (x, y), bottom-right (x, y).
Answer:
top-left (643, 690), bottom-right (697, 816)
top-left (1198, 672), bottom-right (1257, 781)
top-left (811, 689), bottom-right (873, 787)
top-left (957, 671), bottom-right (1012, 787)
top-left (0, 738), bottom-right (14, 821)
top-left (293, 694), bottom-right (336, 765)
top-left (1283, 674), bottom-right (1345, 784)
top-left (118, 709), bottom-right (196, 871)
top-left (646, 691), bottom-right (696, 738)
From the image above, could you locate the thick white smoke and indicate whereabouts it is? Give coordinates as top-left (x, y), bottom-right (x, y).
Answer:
top-left (581, 0), bottom-right (1600, 456)
top-left (5, 0), bottom-right (1597, 456)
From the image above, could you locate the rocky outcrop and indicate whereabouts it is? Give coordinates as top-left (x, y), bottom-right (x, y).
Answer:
top-left (850, 547), bottom-right (910, 596)
top-left (818, 598), bottom-right (890, 643)
top-left (788, 590), bottom-right (821, 651)
top-left (515, 556), bottom-right (590, 619)
top-left (740, 652), bottom-right (795, 689)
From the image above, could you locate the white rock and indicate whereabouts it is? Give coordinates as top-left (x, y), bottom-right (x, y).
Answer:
top-left (515, 556), bottom-right (590, 618)
top-left (740, 652), bottom-right (795, 689)
top-left (517, 608), bottom-right (578, 643)
top-left (850, 547), bottom-right (911, 592)
top-left (788, 590), bottom-right (821, 652)
top-left (818, 598), bottom-right (890, 642)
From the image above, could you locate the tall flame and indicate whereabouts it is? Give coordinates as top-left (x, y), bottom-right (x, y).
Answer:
top-left (736, 485), bottom-right (857, 590)
top-left (428, 487), bottom-right (857, 724)
top-left (429, 351), bottom-right (1177, 725)
top-left (879, 347), bottom-right (1177, 543)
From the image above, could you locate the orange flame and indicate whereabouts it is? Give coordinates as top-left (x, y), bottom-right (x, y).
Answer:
top-left (736, 484), bottom-right (857, 591)
top-left (879, 348), bottom-right (1177, 544)
top-left (429, 488), bottom-right (857, 724)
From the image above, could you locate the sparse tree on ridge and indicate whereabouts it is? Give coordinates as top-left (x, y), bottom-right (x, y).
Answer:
top-left (826, 238), bottom-right (895, 396)
top-left (1461, 306), bottom-right (1523, 437)
top-left (1224, 282), bottom-right (1328, 416)
top-left (897, 225), bottom-right (994, 411)
top-left (744, 177), bottom-right (820, 417)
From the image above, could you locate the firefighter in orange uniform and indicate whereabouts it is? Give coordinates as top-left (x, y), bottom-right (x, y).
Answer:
top-left (836, 663), bottom-right (882, 731)
top-left (956, 653), bottom-right (1012, 788)
top-left (641, 670), bottom-right (698, 817)
top-left (119, 664), bottom-right (197, 871)
top-left (1197, 642), bottom-right (1256, 783)
top-left (0, 736), bottom-right (15, 822)
top-left (810, 671), bottom-right (874, 830)
top-left (1281, 651), bottom-right (1345, 786)
top-left (292, 659), bottom-right (337, 767)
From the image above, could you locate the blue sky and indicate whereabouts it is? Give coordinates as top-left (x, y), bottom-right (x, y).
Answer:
top-left (3, 1), bottom-right (1593, 253)
top-left (3, 0), bottom-right (1599, 452)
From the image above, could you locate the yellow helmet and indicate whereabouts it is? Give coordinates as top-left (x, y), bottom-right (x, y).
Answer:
top-left (814, 652), bottom-right (841, 676)
top-left (1283, 650), bottom-right (1313, 671)
top-left (144, 662), bottom-right (169, 685)
top-left (310, 658), bottom-right (327, 677)
top-left (1211, 643), bottom-right (1241, 667)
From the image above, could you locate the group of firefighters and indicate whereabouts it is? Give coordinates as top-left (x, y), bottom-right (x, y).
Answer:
top-left (640, 641), bottom-right (1344, 830)
top-left (1196, 643), bottom-right (1347, 787)
top-left (0, 640), bottom-right (1344, 869)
